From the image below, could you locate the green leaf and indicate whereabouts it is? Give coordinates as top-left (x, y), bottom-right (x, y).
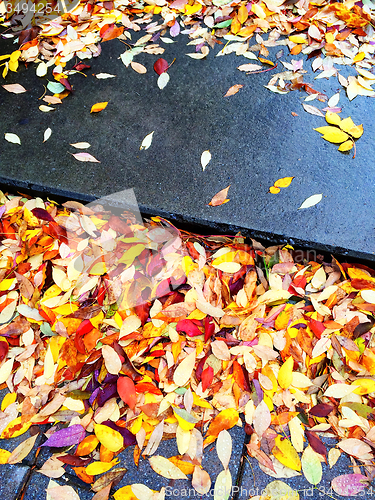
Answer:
top-left (214, 19), bottom-right (233, 28)
top-left (302, 446), bottom-right (322, 485)
top-left (47, 81), bottom-right (65, 94)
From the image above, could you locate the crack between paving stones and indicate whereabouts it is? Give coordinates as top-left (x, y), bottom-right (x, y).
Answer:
top-left (231, 431), bottom-right (250, 500)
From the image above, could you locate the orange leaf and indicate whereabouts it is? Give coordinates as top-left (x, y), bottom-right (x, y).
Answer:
top-left (238, 4), bottom-right (249, 24)
top-left (73, 466), bottom-right (94, 483)
top-left (90, 102), bottom-right (108, 113)
top-left (209, 185), bottom-right (230, 206)
top-left (224, 84), bottom-right (244, 97)
top-left (75, 435), bottom-right (99, 456)
top-left (231, 16), bottom-right (241, 34)
top-left (117, 376), bottom-right (137, 410)
top-left (205, 408), bottom-right (238, 439)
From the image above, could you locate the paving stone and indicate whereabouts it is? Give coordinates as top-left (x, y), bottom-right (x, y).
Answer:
top-left (239, 436), bottom-right (353, 499)
top-left (0, 32), bottom-right (374, 260)
top-left (22, 470), bottom-right (93, 500)
top-left (0, 463), bottom-right (30, 500)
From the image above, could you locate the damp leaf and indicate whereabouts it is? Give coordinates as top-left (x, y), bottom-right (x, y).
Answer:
top-left (298, 194), bottom-right (322, 210)
top-left (209, 185), bottom-right (230, 206)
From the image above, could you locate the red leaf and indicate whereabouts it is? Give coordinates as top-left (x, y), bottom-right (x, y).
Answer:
top-left (204, 316), bottom-right (215, 342)
top-left (72, 63), bottom-right (91, 71)
top-left (176, 319), bottom-right (202, 337)
top-left (0, 341), bottom-right (8, 362)
top-left (202, 366), bottom-right (214, 392)
top-left (305, 430), bottom-right (327, 458)
top-left (309, 318), bottom-right (325, 338)
top-left (153, 58), bottom-right (169, 75)
top-left (309, 403), bottom-right (334, 417)
top-left (117, 376), bottom-right (137, 410)
top-left (31, 208), bottom-right (54, 221)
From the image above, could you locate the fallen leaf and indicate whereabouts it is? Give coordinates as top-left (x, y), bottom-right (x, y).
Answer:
top-left (224, 84), bottom-right (243, 97)
top-left (90, 102), bottom-right (108, 113)
top-left (131, 62), bottom-right (147, 74)
top-left (302, 103), bottom-right (325, 117)
top-left (301, 446), bottom-right (322, 485)
top-left (201, 150), bottom-right (211, 171)
top-left (237, 63), bottom-right (263, 72)
top-left (274, 176), bottom-right (294, 188)
top-left (157, 72), bottom-right (170, 89)
top-left (298, 194), bottom-right (323, 210)
top-left (2, 84), bottom-right (26, 93)
top-left (4, 133), bottom-right (21, 145)
top-left (149, 455), bottom-right (188, 479)
top-left (7, 434), bottom-right (38, 464)
top-left (70, 152), bottom-right (100, 162)
top-left (70, 142), bottom-right (91, 149)
top-left (43, 128), bottom-right (52, 143)
top-left (153, 58), bottom-right (169, 75)
top-left (209, 186), bottom-right (230, 206)
top-left (140, 131), bottom-right (154, 150)
top-left (95, 73), bottom-right (116, 79)
top-left (39, 105), bottom-right (55, 112)
top-left (331, 474), bottom-right (369, 496)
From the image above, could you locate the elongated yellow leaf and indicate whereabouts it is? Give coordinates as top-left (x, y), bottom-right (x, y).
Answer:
top-left (325, 111), bottom-right (341, 125)
top-left (273, 435), bottom-right (301, 471)
top-left (323, 129), bottom-right (349, 143)
top-left (278, 356), bottom-right (294, 389)
top-left (314, 126), bottom-right (338, 134)
top-left (338, 140), bottom-right (354, 152)
top-left (86, 459), bottom-right (118, 475)
top-left (289, 35), bottom-right (307, 44)
top-left (274, 176), bottom-right (294, 188)
top-left (173, 350), bottom-right (196, 387)
top-left (94, 424), bottom-right (124, 452)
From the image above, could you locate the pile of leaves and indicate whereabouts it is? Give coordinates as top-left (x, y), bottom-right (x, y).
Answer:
top-left (1, 192), bottom-right (375, 499)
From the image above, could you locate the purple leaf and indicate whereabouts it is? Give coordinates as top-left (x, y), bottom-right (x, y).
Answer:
top-left (41, 424), bottom-right (86, 447)
top-left (102, 420), bottom-right (136, 446)
top-left (170, 20), bottom-right (180, 37)
top-left (31, 208), bottom-right (54, 222)
top-left (332, 474), bottom-right (369, 496)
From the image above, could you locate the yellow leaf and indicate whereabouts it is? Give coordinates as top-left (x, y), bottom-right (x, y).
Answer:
top-left (113, 485), bottom-right (138, 500)
top-left (352, 378), bottom-right (375, 395)
top-left (251, 3), bottom-right (266, 19)
top-left (231, 15), bottom-right (241, 34)
top-left (85, 459), bottom-right (118, 475)
top-left (9, 60), bottom-right (19, 72)
top-left (278, 356), bottom-right (294, 389)
top-left (1, 417), bottom-right (31, 439)
top-left (289, 35), bottom-right (307, 44)
top-left (168, 456), bottom-right (196, 475)
top-left (339, 116), bottom-right (356, 133)
top-left (320, 128), bottom-right (349, 143)
top-left (269, 186), bottom-right (280, 194)
top-left (94, 424), bottom-right (124, 452)
top-left (1, 392), bottom-right (16, 411)
top-left (274, 176), bottom-right (294, 188)
top-left (238, 4), bottom-right (248, 23)
top-left (262, 480), bottom-right (300, 500)
top-left (314, 126), bottom-right (338, 134)
top-left (325, 111), bottom-right (341, 125)
top-left (273, 435), bottom-right (302, 471)
top-left (90, 102), bottom-right (108, 113)
top-left (353, 52), bottom-right (365, 62)
top-left (0, 449), bottom-right (11, 464)
top-left (338, 140), bottom-right (354, 152)
top-left (149, 455), bottom-right (188, 479)
top-left (349, 124), bottom-right (363, 138)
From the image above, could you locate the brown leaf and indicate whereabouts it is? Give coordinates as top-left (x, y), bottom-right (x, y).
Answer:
top-left (7, 433), bottom-right (38, 464)
top-left (209, 185), bottom-right (230, 206)
top-left (131, 62), bottom-right (147, 74)
top-left (91, 469), bottom-right (127, 492)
